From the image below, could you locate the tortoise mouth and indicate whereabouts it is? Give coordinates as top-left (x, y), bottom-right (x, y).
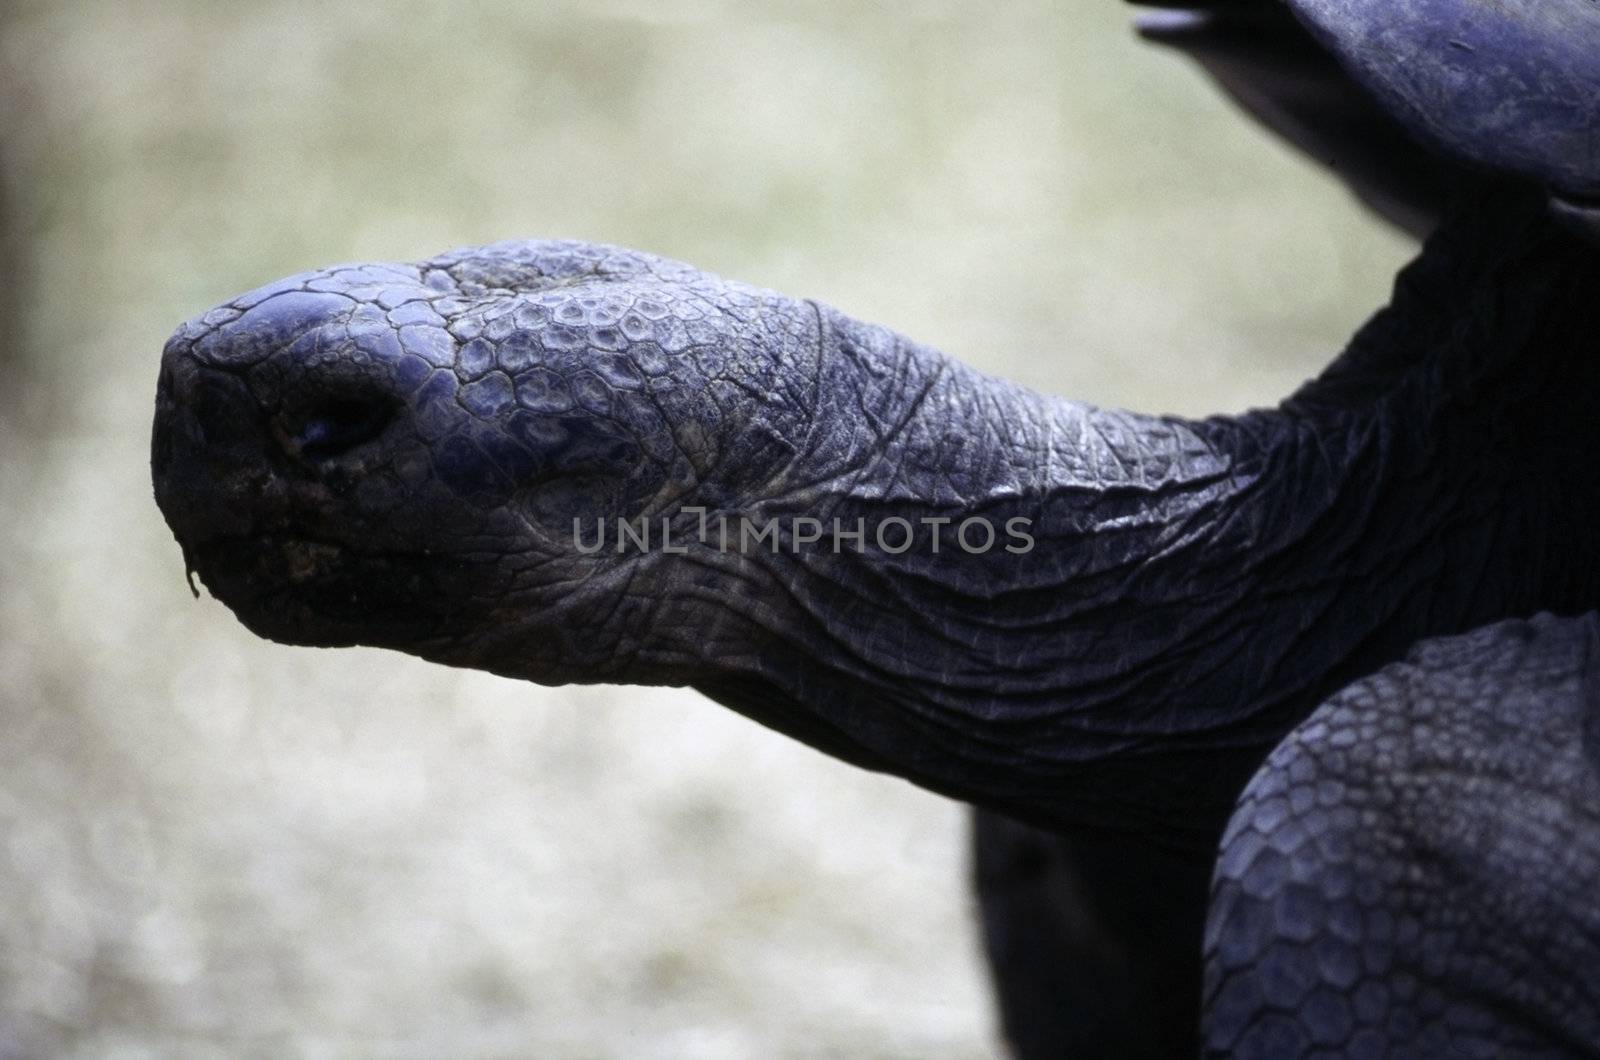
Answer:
top-left (184, 531), bottom-right (466, 649)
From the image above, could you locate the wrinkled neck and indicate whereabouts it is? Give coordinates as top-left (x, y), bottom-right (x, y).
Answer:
top-left (692, 192), bottom-right (1600, 842)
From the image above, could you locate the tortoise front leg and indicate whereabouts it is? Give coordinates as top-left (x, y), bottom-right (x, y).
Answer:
top-left (1204, 613), bottom-right (1600, 1058)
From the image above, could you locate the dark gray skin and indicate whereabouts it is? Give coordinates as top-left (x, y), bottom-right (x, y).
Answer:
top-left (153, 187), bottom-right (1600, 1055)
top-left (977, 195), bottom-right (1600, 1058)
top-left (150, 3), bottom-right (1600, 1053)
top-left (153, 190), bottom-right (1600, 842)
top-left (1205, 612), bottom-right (1600, 1058)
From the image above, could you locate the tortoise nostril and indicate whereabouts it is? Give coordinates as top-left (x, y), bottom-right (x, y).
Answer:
top-left (284, 396), bottom-right (395, 462)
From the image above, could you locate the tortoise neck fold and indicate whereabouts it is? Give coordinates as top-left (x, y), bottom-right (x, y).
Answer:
top-left (691, 193), bottom-right (1600, 839)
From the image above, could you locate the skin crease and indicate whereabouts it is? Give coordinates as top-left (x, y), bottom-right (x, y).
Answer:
top-left (153, 189), bottom-right (1600, 1056)
top-left (152, 190), bottom-right (1600, 839)
top-left (147, 0), bottom-right (1600, 1046)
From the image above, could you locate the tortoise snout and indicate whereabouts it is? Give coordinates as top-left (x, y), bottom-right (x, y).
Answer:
top-left (155, 355), bottom-right (260, 455)
top-left (152, 315), bottom-right (418, 552)
top-left (152, 352), bottom-right (284, 545)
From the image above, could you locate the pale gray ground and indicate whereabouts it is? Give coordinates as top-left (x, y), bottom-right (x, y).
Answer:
top-left (0, 2), bottom-right (1409, 1056)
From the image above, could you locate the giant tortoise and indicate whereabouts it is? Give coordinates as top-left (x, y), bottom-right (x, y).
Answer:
top-left (150, 0), bottom-right (1600, 1055)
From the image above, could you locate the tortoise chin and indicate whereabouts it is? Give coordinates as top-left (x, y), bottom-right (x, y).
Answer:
top-left (186, 533), bottom-right (461, 650)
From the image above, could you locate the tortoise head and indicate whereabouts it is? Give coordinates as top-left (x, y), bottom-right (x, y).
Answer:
top-left (151, 241), bottom-right (825, 683)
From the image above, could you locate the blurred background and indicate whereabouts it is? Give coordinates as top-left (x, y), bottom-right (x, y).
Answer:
top-left (0, 1), bottom-right (1411, 1057)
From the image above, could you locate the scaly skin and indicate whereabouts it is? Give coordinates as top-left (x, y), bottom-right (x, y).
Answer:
top-left (973, 195), bottom-right (1600, 1057)
top-left (1204, 613), bottom-right (1600, 1058)
top-left (152, 191), bottom-right (1600, 1056)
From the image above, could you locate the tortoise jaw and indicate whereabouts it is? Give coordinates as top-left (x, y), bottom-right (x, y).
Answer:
top-left (182, 530), bottom-right (458, 650)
